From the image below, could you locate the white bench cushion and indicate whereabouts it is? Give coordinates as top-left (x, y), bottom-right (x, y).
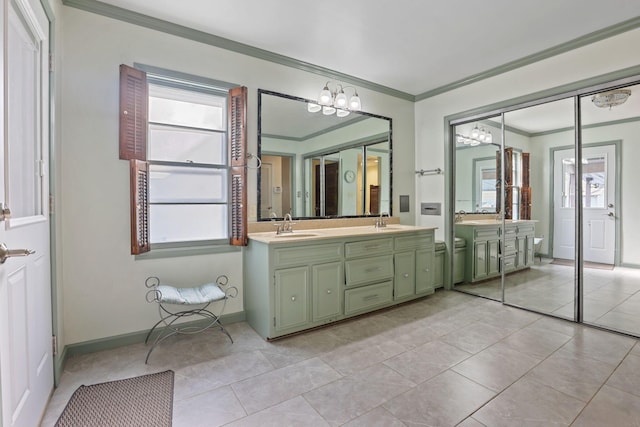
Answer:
top-left (156, 283), bottom-right (226, 305)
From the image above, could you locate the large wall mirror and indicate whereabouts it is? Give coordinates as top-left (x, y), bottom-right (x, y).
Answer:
top-left (258, 89), bottom-right (392, 220)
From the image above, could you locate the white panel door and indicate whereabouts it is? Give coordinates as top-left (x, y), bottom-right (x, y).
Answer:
top-left (553, 145), bottom-right (616, 264)
top-left (0, 0), bottom-right (53, 426)
top-left (553, 149), bottom-right (577, 260)
top-left (582, 145), bottom-right (616, 264)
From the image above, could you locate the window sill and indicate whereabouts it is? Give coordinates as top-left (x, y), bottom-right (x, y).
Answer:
top-left (134, 243), bottom-right (241, 260)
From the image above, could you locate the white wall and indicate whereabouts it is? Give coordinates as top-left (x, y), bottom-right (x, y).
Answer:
top-left (57, 5), bottom-right (415, 345)
top-left (415, 28), bottom-right (640, 240)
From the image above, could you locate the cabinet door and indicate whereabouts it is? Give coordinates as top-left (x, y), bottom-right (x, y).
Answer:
top-left (416, 249), bottom-right (435, 294)
top-left (312, 261), bottom-right (343, 322)
top-left (453, 248), bottom-right (465, 284)
top-left (488, 240), bottom-right (500, 275)
top-left (525, 235), bottom-right (535, 266)
top-left (433, 250), bottom-right (444, 289)
top-left (394, 251), bottom-right (416, 300)
top-left (516, 237), bottom-right (527, 268)
top-left (474, 241), bottom-right (488, 279)
top-left (274, 267), bottom-right (309, 332)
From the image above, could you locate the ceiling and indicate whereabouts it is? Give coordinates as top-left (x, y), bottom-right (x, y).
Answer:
top-left (95, 0), bottom-right (640, 97)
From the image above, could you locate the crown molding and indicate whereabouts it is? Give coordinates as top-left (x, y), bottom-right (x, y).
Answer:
top-left (61, 0), bottom-right (414, 101)
top-left (62, 0), bottom-right (640, 103)
top-left (416, 16), bottom-right (640, 101)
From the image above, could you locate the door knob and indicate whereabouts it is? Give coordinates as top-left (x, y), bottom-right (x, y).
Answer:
top-left (608, 203), bottom-right (614, 208)
top-left (607, 212), bottom-right (615, 217)
top-left (0, 243), bottom-right (35, 264)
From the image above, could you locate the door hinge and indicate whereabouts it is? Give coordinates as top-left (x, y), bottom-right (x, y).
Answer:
top-left (49, 194), bottom-right (54, 215)
top-left (273, 317), bottom-right (276, 327)
top-left (52, 335), bottom-right (58, 356)
top-left (49, 53), bottom-right (54, 72)
top-left (0, 203), bottom-right (11, 222)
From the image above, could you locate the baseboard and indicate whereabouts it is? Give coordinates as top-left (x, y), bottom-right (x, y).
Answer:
top-left (620, 262), bottom-right (640, 269)
top-left (58, 311), bottom-right (246, 374)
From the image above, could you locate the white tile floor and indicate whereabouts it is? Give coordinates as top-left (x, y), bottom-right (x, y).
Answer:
top-left (42, 289), bottom-right (640, 426)
top-left (456, 260), bottom-right (640, 336)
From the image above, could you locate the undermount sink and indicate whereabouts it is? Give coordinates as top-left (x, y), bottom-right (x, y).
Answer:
top-left (275, 233), bottom-right (319, 238)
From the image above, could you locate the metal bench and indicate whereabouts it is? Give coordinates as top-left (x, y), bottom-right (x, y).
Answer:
top-left (144, 275), bottom-right (238, 363)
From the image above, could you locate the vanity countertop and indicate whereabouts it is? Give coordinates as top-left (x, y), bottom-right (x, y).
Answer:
top-left (248, 224), bottom-right (437, 244)
top-left (455, 219), bottom-right (538, 226)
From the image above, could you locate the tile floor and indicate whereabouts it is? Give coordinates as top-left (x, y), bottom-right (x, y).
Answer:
top-left (42, 290), bottom-right (640, 426)
top-left (456, 260), bottom-right (640, 336)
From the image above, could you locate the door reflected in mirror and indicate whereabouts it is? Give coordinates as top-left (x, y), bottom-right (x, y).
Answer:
top-left (258, 90), bottom-right (392, 220)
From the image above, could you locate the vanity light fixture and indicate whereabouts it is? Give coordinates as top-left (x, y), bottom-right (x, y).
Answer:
top-left (592, 89), bottom-right (631, 109)
top-left (456, 124), bottom-right (493, 146)
top-left (314, 81), bottom-right (362, 117)
top-left (307, 103), bottom-right (321, 113)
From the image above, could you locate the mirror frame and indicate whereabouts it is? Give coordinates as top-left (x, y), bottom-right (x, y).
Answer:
top-left (257, 88), bottom-right (393, 221)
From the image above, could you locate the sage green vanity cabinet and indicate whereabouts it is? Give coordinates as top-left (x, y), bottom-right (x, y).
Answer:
top-left (244, 226), bottom-right (436, 339)
top-left (312, 261), bottom-right (343, 322)
top-left (394, 251), bottom-right (416, 299)
top-left (455, 221), bottom-right (536, 283)
top-left (395, 233), bottom-right (435, 298)
top-left (274, 267), bottom-right (309, 332)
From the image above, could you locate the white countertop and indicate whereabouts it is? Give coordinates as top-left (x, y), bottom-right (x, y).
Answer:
top-left (248, 224), bottom-right (437, 244)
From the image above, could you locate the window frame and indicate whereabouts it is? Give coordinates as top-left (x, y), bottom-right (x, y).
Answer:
top-left (119, 63), bottom-right (247, 255)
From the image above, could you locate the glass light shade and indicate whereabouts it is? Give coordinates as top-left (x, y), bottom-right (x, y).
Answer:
top-left (307, 103), bottom-right (321, 113)
top-left (318, 86), bottom-right (333, 106)
top-left (478, 128), bottom-right (486, 142)
top-left (334, 90), bottom-right (348, 108)
top-left (349, 94), bottom-right (361, 111)
top-left (336, 109), bottom-right (350, 117)
top-left (484, 131), bottom-right (492, 144)
top-left (470, 125), bottom-right (480, 139)
top-left (322, 106), bottom-right (336, 115)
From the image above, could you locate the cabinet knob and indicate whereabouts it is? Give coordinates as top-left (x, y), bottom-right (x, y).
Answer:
top-left (424, 268), bottom-right (429, 272)
top-left (326, 289), bottom-right (332, 294)
top-left (291, 296), bottom-right (296, 301)
top-left (403, 273), bottom-right (409, 278)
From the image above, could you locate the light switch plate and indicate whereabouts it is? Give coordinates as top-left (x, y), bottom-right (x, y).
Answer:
top-left (399, 195), bottom-right (410, 212)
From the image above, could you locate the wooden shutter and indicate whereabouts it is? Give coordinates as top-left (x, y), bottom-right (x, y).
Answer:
top-left (229, 86), bottom-right (248, 246)
top-left (119, 64), bottom-right (148, 160)
top-left (130, 159), bottom-right (150, 254)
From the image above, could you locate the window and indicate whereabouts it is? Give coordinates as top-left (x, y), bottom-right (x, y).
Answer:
top-left (147, 84), bottom-right (229, 245)
top-left (119, 65), bottom-right (247, 254)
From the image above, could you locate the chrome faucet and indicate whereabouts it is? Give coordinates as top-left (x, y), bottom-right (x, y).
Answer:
top-left (455, 210), bottom-right (466, 223)
top-left (375, 212), bottom-right (390, 228)
top-left (273, 213), bottom-right (295, 234)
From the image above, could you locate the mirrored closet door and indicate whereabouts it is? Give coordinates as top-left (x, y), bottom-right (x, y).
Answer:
top-left (450, 77), bottom-right (640, 336)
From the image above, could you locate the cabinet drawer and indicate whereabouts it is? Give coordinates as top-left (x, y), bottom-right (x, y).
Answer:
top-left (274, 243), bottom-right (343, 267)
top-left (345, 255), bottom-right (394, 287)
top-left (517, 224), bottom-right (535, 235)
top-left (395, 233), bottom-right (434, 251)
top-left (502, 255), bottom-right (517, 272)
top-left (504, 226), bottom-right (517, 238)
top-left (474, 227), bottom-right (500, 241)
top-left (344, 281), bottom-right (393, 315)
top-left (502, 239), bottom-right (517, 255)
top-left (345, 238), bottom-right (393, 258)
